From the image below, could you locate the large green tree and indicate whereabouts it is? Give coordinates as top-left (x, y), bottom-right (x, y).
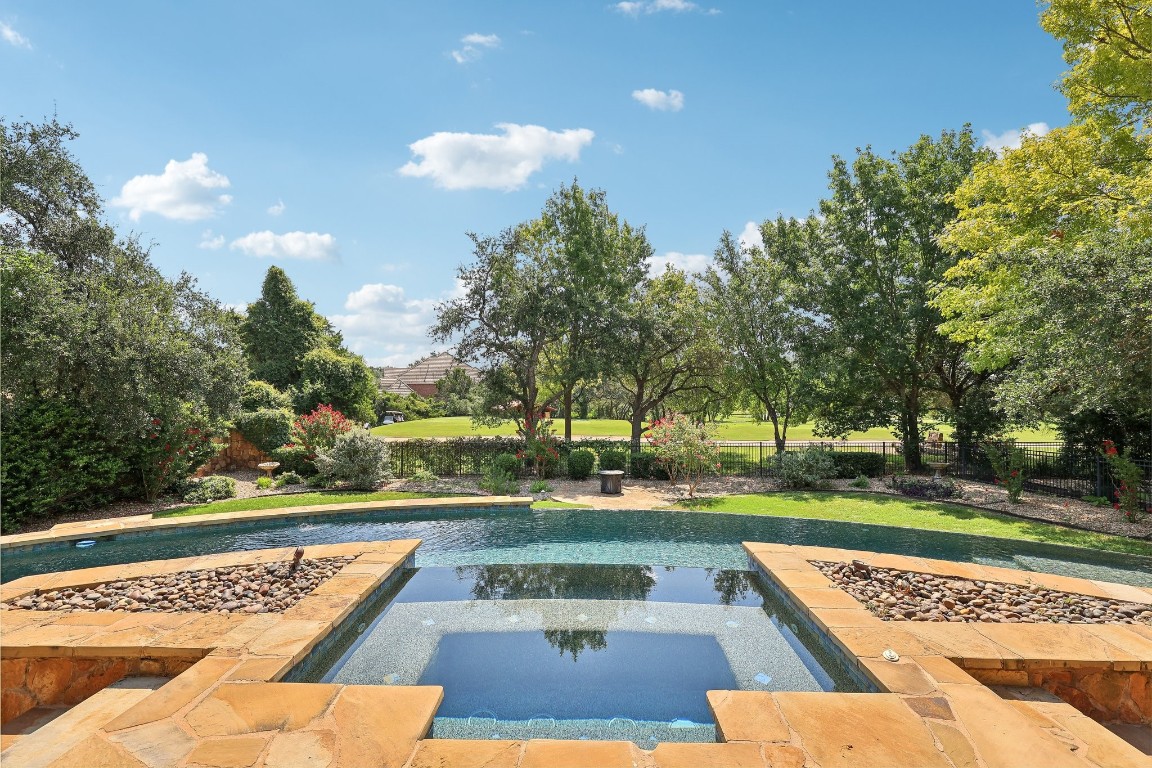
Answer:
top-left (525, 181), bottom-right (650, 440)
top-left (241, 266), bottom-right (342, 390)
top-left (0, 118), bottom-right (248, 526)
top-left (704, 218), bottom-right (827, 453)
top-left (936, 1), bottom-right (1151, 441)
top-left (294, 347), bottom-right (377, 422)
top-left (807, 127), bottom-right (994, 467)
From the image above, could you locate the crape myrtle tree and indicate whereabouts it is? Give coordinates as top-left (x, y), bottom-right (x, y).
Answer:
top-left (617, 267), bottom-right (725, 448)
top-left (936, 0), bottom-right (1152, 453)
top-left (0, 118), bottom-right (247, 528)
top-left (703, 217), bottom-right (828, 453)
top-left (523, 180), bottom-right (650, 440)
top-left (806, 127), bottom-right (995, 468)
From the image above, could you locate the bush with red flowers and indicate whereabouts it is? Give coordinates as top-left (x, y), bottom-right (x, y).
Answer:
top-left (1102, 440), bottom-right (1144, 522)
top-left (983, 439), bottom-right (1025, 503)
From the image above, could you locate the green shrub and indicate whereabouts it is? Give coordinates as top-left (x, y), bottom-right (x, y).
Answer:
top-left (255, 476), bottom-right (273, 490)
top-left (314, 430), bottom-right (393, 490)
top-left (233, 409), bottom-right (294, 454)
top-left (270, 444), bottom-right (318, 477)
top-left (240, 380), bottom-right (292, 411)
top-left (629, 452), bottom-right (670, 480)
top-left (306, 473), bottom-right (337, 488)
top-left (849, 475), bottom-right (870, 489)
top-left (479, 466), bottom-right (518, 495)
top-left (1081, 494), bottom-right (1109, 507)
top-left (773, 448), bottom-right (837, 488)
top-left (567, 449), bottom-right (595, 480)
top-left (0, 399), bottom-right (126, 533)
top-left (599, 449), bottom-right (627, 471)
top-left (888, 475), bottom-right (960, 500)
top-left (530, 479), bottom-right (554, 494)
top-left (828, 451), bottom-right (887, 478)
top-left (274, 471), bottom-right (304, 487)
top-left (491, 452), bottom-right (523, 479)
top-left (183, 475), bottom-right (237, 503)
top-left (407, 468), bottom-right (439, 483)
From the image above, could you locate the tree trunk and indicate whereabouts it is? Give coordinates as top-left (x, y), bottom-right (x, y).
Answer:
top-left (563, 386), bottom-right (573, 442)
top-left (900, 399), bottom-right (921, 471)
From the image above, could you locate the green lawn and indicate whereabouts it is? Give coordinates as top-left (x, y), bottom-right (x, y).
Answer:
top-left (674, 492), bottom-right (1150, 556)
top-left (374, 415), bottom-right (1058, 443)
top-left (156, 490), bottom-right (456, 518)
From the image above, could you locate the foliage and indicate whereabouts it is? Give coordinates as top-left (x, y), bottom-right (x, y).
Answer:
top-left (182, 475), bottom-right (237, 504)
top-left (0, 118), bottom-right (247, 519)
top-left (1102, 440), bottom-right (1145, 522)
top-left (567, 449), bottom-right (595, 480)
top-left (599, 449), bottom-right (628, 471)
top-left (530, 479), bottom-right (554, 494)
top-left (849, 475), bottom-right (870, 489)
top-left (773, 448), bottom-right (837, 489)
top-left (491, 452), bottom-right (524, 480)
top-left (256, 476), bottom-right (273, 490)
top-left (275, 471), bottom-right (304, 487)
top-left (374, 390), bottom-right (440, 422)
top-left (270, 444), bottom-right (318, 477)
top-left (233, 409), bottom-right (294, 454)
top-left (617, 268), bottom-right (725, 446)
top-left (516, 411), bottom-right (561, 478)
top-left (1082, 494), bottom-right (1110, 507)
top-left (827, 452), bottom-right (887, 479)
top-left (0, 399), bottom-right (126, 532)
top-left (135, 404), bottom-right (221, 501)
top-left (291, 404), bottom-right (354, 452)
top-left (627, 452), bottom-right (670, 480)
top-left (433, 367), bottom-right (478, 416)
top-left (646, 414), bottom-right (720, 497)
top-left (983, 439), bottom-right (1026, 503)
top-left (240, 380), bottom-right (292, 412)
top-left (479, 465), bottom-right (519, 495)
top-left (241, 266), bottom-right (341, 390)
top-left (295, 346), bottom-right (377, 423)
top-left (704, 218), bottom-right (826, 452)
top-left (314, 430), bottom-right (392, 490)
top-left (406, 468), bottom-right (440, 484)
top-left (887, 475), bottom-right (961, 501)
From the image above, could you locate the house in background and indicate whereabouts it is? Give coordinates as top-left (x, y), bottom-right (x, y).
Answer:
top-left (375, 352), bottom-right (481, 398)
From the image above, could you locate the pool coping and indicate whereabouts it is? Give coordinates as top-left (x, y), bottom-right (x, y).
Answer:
top-left (0, 496), bottom-right (528, 552)
top-left (1, 542), bottom-right (1150, 766)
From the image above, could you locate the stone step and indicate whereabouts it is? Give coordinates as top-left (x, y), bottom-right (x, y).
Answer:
top-left (0, 676), bottom-right (169, 768)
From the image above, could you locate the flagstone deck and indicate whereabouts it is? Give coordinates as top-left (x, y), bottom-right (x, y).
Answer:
top-left (1, 529), bottom-right (1149, 767)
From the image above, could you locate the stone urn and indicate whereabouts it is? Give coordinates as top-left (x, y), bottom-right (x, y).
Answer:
top-left (926, 461), bottom-right (949, 481)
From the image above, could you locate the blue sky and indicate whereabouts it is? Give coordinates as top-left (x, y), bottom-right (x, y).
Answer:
top-left (3, 1), bottom-right (1068, 366)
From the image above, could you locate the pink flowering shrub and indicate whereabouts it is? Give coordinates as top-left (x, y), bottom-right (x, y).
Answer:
top-left (647, 413), bottom-right (720, 498)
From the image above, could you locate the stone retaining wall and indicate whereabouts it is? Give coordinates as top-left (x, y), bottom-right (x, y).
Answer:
top-left (966, 666), bottom-right (1151, 725)
top-left (194, 429), bottom-right (270, 477)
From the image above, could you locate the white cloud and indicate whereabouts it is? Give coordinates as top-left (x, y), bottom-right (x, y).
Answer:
top-left (648, 251), bottom-right (710, 275)
top-left (267, 199), bottom-right (286, 216)
top-left (981, 122), bottom-right (1050, 154)
top-left (229, 231), bottom-right (338, 261)
top-left (198, 230), bottom-right (225, 250)
top-left (112, 153), bottom-right (232, 221)
top-left (451, 32), bottom-right (501, 64)
top-left (1, 21), bottom-right (31, 49)
top-left (330, 282), bottom-right (448, 367)
top-left (632, 88), bottom-right (684, 112)
top-left (399, 123), bottom-right (595, 191)
top-left (738, 221), bottom-right (764, 252)
top-left (616, 0), bottom-right (716, 15)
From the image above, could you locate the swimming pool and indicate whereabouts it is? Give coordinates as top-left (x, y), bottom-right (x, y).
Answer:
top-left (4, 506), bottom-right (1150, 586)
top-left (291, 564), bottom-right (865, 744)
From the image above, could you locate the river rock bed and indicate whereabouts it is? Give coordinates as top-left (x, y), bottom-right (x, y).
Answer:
top-left (4, 556), bottom-right (355, 615)
top-left (813, 560), bottom-right (1152, 625)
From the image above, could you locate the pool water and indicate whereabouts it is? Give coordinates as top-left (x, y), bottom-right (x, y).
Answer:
top-left (294, 565), bottom-right (863, 744)
top-left (5, 506), bottom-right (1150, 586)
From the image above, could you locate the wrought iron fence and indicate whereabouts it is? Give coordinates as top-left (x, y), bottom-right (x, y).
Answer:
top-left (386, 437), bottom-right (1151, 508)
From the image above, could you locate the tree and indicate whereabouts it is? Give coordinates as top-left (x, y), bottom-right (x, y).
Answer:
top-left (434, 366), bottom-right (477, 416)
top-left (936, 1), bottom-right (1151, 435)
top-left (704, 218), bottom-right (827, 452)
top-left (241, 266), bottom-right (341, 390)
top-left (616, 268), bottom-right (724, 447)
top-left (294, 347), bottom-right (377, 423)
top-left (432, 228), bottom-right (565, 437)
top-left (808, 128), bottom-right (993, 467)
top-left (0, 118), bottom-right (248, 525)
top-left (525, 181), bottom-right (650, 440)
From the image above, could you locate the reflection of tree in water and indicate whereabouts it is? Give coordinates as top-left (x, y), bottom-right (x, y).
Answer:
top-left (711, 570), bottom-right (753, 605)
top-left (462, 564), bottom-right (657, 601)
top-left (542, 628), bottom-right (608, 661)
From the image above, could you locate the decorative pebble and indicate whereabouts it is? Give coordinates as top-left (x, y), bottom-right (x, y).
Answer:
top-left (813, 560), bottom-right (1152, 626)
top-left (4, 555), bottom-right (355, 615)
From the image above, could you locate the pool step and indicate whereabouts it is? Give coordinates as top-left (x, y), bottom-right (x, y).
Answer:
top-left (0, 676), bottom-right (169, 768)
